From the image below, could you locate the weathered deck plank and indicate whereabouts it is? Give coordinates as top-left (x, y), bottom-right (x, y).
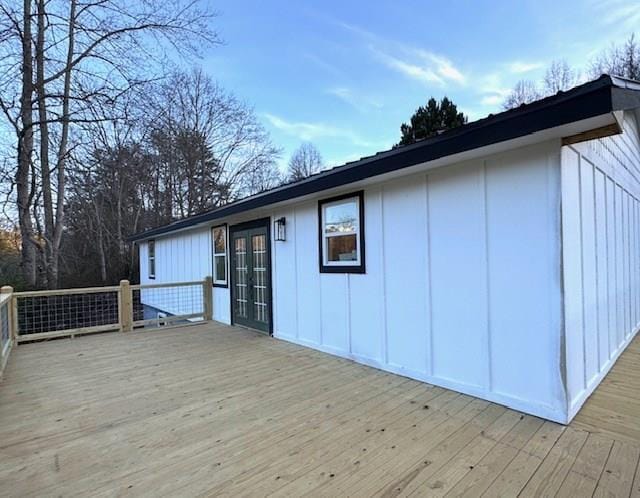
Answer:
top-left (0, 323), bottom-right (638, 496)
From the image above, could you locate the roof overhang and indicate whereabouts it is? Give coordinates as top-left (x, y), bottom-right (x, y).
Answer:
top-left (130, 75), bottom-right (640, 243)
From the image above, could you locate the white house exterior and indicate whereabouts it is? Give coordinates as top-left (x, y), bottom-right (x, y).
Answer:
top-left (132, 75), bottom-right (640, 424)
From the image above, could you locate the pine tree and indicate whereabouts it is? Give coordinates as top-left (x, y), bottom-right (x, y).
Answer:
top-left (398, 97), bottom-right (467, 146)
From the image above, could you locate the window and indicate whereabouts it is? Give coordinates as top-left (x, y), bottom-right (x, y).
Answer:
top-left (212, 225), bottom-right (228, 286)
top-left (318, 191), bottom-right (365, 273)
top-left (148, 240), bottom-right (156, 279)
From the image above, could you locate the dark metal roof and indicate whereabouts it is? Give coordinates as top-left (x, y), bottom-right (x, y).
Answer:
top-left (130, 74), bottom-right (640, 242)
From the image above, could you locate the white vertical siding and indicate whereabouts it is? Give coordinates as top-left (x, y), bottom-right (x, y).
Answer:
top-left (138, 115), bottom-right (640, 424)
top-left (294, 205), bottom-right (321, 343)
top-left (139, 227), bottom-right (230, 324)
top-left (349, 189), bottom-right (385, 362)
top-left (319, 275), bottom-right (349, 352)
top-left (485, 147), bottom-right (564, 409)
top-left (383, 176), bottom-right (428, 374)
top-left (272, 208), bottom-right (297, 339)
top-left (429, 163), bottom-right (489, 388)
top-left (274, 140), bottom-right (566, 422)
top-left (561, 111), bottom-right (640, 420)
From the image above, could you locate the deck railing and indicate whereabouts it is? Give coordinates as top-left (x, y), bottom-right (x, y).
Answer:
top-left (0, 277), bottom-right (213, 351)
top-left (0, 287), bottom-right (14, 377)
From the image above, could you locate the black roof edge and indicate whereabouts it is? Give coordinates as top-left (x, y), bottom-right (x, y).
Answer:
top-left (130, 74), bottom-right (636, 243)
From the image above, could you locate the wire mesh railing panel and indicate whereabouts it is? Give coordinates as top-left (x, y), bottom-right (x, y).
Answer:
top-left (16, 291), bottom-right (120, 336)
top-left (133, 283), bottom-right (204, 328)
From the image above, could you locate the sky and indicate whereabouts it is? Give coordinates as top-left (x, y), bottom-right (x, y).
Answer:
top-left (201, 0), bottom-right (640, 171)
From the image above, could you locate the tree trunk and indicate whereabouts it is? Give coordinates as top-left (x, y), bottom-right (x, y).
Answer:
top-left (94, 201), bottom-right (107, 284)
top-left (17, 0), bottom-right (37, 288)
top-left (36, 0), bottom-right (52, 289)
top-left (47, 0), bottom-right (77, 289)
top-left (116, 178), bottom-right (125, 259)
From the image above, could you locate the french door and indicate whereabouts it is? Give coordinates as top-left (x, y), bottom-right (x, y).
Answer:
top-left (230, 220), bottom-right (271, 334)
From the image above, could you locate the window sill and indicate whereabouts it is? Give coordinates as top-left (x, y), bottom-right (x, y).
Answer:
top-left (319, 264), bottom-right (366, 274)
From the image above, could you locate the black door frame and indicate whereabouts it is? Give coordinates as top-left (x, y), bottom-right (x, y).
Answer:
top-left (229, 217), bottom-right (273, 335)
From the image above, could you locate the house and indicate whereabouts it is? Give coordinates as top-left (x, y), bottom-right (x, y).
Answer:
top-left (130, 74), bottom-right (640, 424)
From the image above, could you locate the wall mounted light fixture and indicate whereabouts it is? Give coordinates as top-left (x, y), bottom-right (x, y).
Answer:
top-left (274, 217), bottom-right (286, 241)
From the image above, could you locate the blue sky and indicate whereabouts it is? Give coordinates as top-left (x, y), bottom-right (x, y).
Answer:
top-left (201, 0), bottom-right (640, 170)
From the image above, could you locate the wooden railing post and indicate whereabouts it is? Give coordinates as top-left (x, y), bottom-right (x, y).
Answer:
top-left (118, 280), bottom-right (133, 332)
top-left (1, 286), bottom-right (17, 345)
top-left (203, 276), bottom-right (213, 321)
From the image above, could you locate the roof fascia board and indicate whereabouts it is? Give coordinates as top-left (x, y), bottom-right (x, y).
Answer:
top-left (133, 112), bottom-right (616, 243)
top-left (131, 81), bottom-right (617, 242)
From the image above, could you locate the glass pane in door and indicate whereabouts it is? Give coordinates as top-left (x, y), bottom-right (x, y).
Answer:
top-left (252, 234), bottom-right (267, 323)
top-left (234, 237), bottom-right (248, 318)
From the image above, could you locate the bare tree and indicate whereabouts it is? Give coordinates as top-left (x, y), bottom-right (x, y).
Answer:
top-left (0, 0), bottom-right (218, 288)
top-left (238, 157), bottom-right (284, 195)
top-left (287, 143), bottom-right (323, 182)
top-left (503, 34), bottom-right (640, 112)
top-left (150, 69), bottom-right (281, 206)
top-left (544, 59), bottom-right (578, 94)
top-left (590, 34), bottom-right (640, 80)
top-left (57, 69), bottom-right (282, 287)
top-left (502, 80), bottom-right (541, 110)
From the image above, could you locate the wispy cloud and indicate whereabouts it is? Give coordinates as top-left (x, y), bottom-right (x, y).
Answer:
top-left (262, 113), bottom-right (378, 148)
top-left (371, 46), bottom-right (466, 87)
top-left (480, 95), bottom-right (504, 106)
top-left (326, 87), bottom-right (383, 112)
top-left (476, 73), bottom-right (512, 110)
top-left (303, 52), bottom-right (343, 76)
top-left (508, 61), bottom-right (544, 74)
top-left (417, 51), bottom-right (466, 83)
top-left (337, 20), bottom-right (466, 87)
top-left (372, 49), bottom-right (444, 85)
top-left (594, 0), bottom-right (640, 30)
top-left (479, 73), bottom-right (511, 95)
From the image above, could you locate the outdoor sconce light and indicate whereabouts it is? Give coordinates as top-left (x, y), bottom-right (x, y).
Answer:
top-left (275, 217), bottom-right (286, 241)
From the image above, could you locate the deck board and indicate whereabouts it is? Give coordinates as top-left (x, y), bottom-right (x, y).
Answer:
top-left (0, 323), bottom-right (639, 496)
top-left (573, 336), bottom-right (640, 445)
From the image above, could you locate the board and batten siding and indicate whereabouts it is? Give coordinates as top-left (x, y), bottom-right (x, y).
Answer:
top-left (139, 227), bottom-right (229, 324)
top-left (561, 110), bottom-right (640, 420)
top-left (273, 140), bottom-right (566, 422)
top-left (135, 114), bottom-right (640, 423)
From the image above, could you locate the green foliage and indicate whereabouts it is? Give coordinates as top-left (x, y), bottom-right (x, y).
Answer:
top-left (398, 97), bottom-right (467, 146)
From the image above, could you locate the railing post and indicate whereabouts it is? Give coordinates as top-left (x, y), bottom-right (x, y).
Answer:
top-left (1, 286), bottom-right (17, 345)
top-left (1, 286), bottom-right (11, 348)
top-left (118, 280), bottom-right (133, 332)
top-left (203, 276), bottom-right (213, 321)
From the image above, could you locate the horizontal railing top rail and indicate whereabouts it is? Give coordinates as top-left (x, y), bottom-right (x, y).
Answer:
top-left (14, 285), bottom-right (121, 298)
top-left (1, 277), bottom-right (213, 346)
top-left (130, 280), bottom-right (205, 291)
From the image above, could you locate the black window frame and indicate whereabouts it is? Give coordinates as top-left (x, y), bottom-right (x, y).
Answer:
top-left (318, 190), bottom-right (366, 274)
top-left (212, 224), bottom-right (229, 288)
top-left (148, 239), bottom-right (156, 279)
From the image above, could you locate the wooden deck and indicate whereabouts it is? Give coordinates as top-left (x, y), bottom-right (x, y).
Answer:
top-left (0, 323), bottom-right (639, 497)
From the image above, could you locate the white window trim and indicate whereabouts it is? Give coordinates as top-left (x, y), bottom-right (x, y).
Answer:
top-left (212, 225), bottom-right (228, 286)
top-left (148, 240), bottom-right (156, 279)
top-left (322, 225), bottom-right (361, 266)
top-left (318, 192), bottom-right (365, 273)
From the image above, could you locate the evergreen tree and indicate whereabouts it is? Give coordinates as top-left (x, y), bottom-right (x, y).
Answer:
top-left (398, 97), bottom-right (467, 146)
